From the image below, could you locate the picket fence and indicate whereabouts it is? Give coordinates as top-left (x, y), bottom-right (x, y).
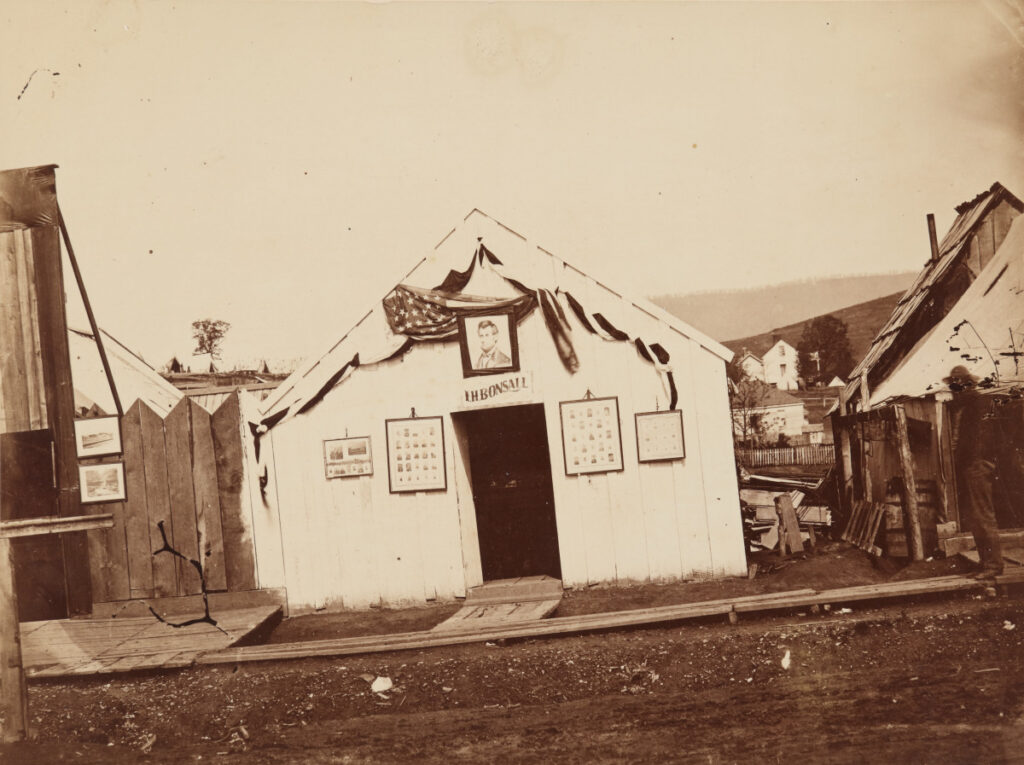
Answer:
top-left (735, 443), bottom-right (836, 468)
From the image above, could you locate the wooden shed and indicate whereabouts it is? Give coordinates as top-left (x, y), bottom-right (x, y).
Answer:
top-left (831, 183), bottom-right (1024, 558)
top-left (250, 209), bottom-right (747, 612)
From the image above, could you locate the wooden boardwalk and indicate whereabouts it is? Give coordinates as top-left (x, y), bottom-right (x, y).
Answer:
top-left (198, 573), bottom-right (1021, 668)
top-left (21, 605), bottom-right (281, 678)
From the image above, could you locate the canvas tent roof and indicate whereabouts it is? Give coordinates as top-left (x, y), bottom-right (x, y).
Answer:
top-left (869, 213), bottom-right (1024, 405)
top-left (259, 208), bottom-right (733, 424)
top-left (69, 326), bottom-right (183, 415)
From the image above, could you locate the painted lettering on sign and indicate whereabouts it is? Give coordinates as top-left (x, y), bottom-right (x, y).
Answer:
top-left (461, 372), bottom-right (533, 408)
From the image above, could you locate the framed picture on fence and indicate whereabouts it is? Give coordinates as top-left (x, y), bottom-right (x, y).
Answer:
top-left (385, 416), bottom-right (447, 493)
top-left (74, 415), bottom-right (122, 458)
top-left (559, 396), bottom-right (624, 476)
top-left (79, 462), bottom-right (126, 504)
top-left (635, 409), bottom-right (685, 462)
top-left (323, 436), bottom-right (373, 479)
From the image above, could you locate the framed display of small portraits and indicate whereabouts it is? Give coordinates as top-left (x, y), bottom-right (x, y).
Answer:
top-left (559, 396), bottom-right (624, 476)
top-left (74, 415), bottom-right (122, 458)
top-left (323, 436), bottom-right (373, 479)
top-left (385, 416), bottom-right (447, 493)
top-left (458, 310), bottom-right (520, 377)
top-left (635, 409), bottom-right (686, 463)
top-left (79, 462), bottom-right (127, 504)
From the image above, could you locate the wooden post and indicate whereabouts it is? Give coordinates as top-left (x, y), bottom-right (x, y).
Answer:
top-left (0, 513), bottom-right (113, 742)
top-left (0, 535), bottom-right (28, 743)
top-left (836, 390), bottom-right (855, 514)
top-left (31, 224), bottom-right (91, 615)
top-left (775, 494), bottom-right (803, 557)
top-left (894, 405), bottom-right (925, 561)
top-left (934, 392), bottom-right (956, 527)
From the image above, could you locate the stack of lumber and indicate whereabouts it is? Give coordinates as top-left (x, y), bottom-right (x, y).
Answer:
top-left (741, 489), bottom-right (804, 551)
top-left (741, 488), bottom-right (832, 552)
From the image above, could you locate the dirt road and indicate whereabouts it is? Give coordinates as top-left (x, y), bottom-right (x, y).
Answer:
top-left (6, 591), bottom-right (1024, 763)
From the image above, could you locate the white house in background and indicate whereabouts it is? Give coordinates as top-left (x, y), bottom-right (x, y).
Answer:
top-left (731, 383), bottom-right (807, 445)
top-left (247, 208), bottom-right (749, 612)
top-left (738, 350), bottom-right (764, 381)
top-left (761, 338), bottom-right (800, 390)
top-left (826, 375), bottom-right (845, 388)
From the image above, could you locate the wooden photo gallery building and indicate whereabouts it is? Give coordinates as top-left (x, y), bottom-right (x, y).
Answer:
top-left (250, 210), bottom-right (747, 612)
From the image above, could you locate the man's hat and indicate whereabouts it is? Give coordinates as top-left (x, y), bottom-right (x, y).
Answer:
top-left (943, 364), bottom-right (979, 386)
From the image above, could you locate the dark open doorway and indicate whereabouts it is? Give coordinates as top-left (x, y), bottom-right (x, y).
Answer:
top-left (453, 404), bottom-right (561, 582)
top-left (1, 429), bottom-right (67, 621)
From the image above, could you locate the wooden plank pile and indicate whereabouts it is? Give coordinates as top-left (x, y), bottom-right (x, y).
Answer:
top-left (741, 489), bottom-right (831, 553)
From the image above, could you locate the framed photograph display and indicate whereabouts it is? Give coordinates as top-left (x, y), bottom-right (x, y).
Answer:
top-left (457, 310), bottom-right (519, 377)
top-left (385, 416), bottom-right (447, 493)
top-left (559, 396), bottom-right (624, 475)
top-left (635, 409), bottom-right (686, 462)
top-left (323, 436), bottom-right (373, 479)
top-left (79, 462), bottom-right (127, 504)
top-left (74, 415), bottom-right (122, 458)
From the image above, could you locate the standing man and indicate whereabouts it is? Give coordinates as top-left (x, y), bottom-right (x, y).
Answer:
top-left (946, 365), bottom-right (1003, 579)
top-left (476, 319), bottom-right (512, 370)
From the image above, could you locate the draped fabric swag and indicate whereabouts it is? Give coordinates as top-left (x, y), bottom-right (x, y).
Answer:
top-left (252, 243), bottom-right (678, 447)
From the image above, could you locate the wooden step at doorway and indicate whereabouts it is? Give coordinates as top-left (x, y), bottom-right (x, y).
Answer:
top-left (433, 576), bottom-right (563, 632)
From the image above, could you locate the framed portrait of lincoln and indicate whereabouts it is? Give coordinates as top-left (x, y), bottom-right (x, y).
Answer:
top-left (458, 310), bottom-right (520, 377)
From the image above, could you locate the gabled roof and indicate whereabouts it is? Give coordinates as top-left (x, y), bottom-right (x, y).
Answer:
top-left (68, 326), bottom-right (183, 414)
top-left (731, 379), bottom-right (804, 410)
top-left (757, 385), bottom-right (804, 409)
top-left (846, 182), bottom-right (1024, 405)
top-left (869, 212), bottom-right (1024, 404)
top-left (260, 209), bottom-right (732, 421)
top-left (725, 333), bottom-right (799, 359)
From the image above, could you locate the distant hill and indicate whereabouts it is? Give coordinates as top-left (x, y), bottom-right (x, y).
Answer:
top-left (721, 290), bottom-right (906, 369)
top-left (651, 272), bottom-right (917, 343)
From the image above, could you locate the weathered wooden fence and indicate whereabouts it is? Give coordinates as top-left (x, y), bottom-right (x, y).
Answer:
top-left (85, 393), bottom-right (257, 603)
top-left (736, 444), bottom-right (836, 468)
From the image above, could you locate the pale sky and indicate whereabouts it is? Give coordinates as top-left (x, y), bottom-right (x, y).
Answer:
top-left (2, 1), bottom-right (1022, 369)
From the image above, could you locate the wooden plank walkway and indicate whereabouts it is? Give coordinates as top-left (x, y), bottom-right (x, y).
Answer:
top-left (202, 577), bottom-right (989, 667)
top-left (22, 605), bottom-right (281, 678)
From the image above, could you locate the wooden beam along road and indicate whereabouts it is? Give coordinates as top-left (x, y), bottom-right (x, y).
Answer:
top-left (197, 573), bottom-right (1021, 667)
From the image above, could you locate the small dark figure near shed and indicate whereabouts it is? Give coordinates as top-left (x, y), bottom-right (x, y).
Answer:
top-left (947, 365), bottom-right (1003, 578)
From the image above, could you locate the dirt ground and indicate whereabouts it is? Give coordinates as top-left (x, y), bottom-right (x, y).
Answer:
top-left (5, 544), bottom-right (1024, 764)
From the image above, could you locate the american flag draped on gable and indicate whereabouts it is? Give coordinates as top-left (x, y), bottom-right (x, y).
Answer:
top-left (382, 284), bottom-right (535, 340)
top-left (255, 243), bottom-right (678, 440)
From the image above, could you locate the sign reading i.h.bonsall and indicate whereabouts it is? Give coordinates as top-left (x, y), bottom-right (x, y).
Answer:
top-left (460, 372), bottom-right (533, 409)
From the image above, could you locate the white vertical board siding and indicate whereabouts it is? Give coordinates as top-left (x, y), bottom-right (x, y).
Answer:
top-left (673, 340), bottom-right (714, 577)
top-left (539, 257), bottom-right (589, 586)
top-left (268, 326), bottom-right (474, 611)
top-left (238, 392), bottom-right (287, 591)
top-left (691, 343), bottom-right (748, 576)
top-left (450, 423), bottom-right (483, 590)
